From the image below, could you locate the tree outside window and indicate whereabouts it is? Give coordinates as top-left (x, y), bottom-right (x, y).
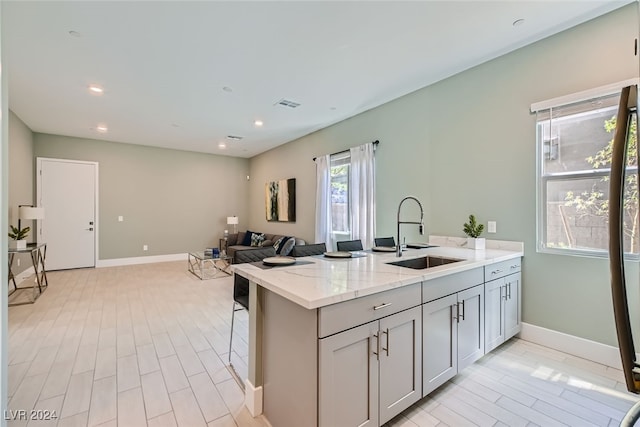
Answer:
top-left (538, 91), bottom-right (639, 257)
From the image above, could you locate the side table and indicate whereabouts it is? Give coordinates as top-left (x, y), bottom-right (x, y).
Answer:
top-left (188, 251), bottom-right (232, 280)
top-left (8, 243), bottom-right (48, 306)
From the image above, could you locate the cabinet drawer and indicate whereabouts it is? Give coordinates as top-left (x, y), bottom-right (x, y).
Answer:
top-left (484, 258), bottom-right (521, 281)
top-left (318, 283), bottom-right (421, 338)
top-left (422, 267), bottom-right (484, 303)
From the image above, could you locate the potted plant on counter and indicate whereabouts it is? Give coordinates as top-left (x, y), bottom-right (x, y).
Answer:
top-left (8, 225), bottom-right (29, 250)
top-left (463, 214), bottom-right (485, 250)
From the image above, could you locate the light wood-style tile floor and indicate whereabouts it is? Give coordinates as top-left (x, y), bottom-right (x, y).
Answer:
top-left (7, 261), bottom-right (640, 426)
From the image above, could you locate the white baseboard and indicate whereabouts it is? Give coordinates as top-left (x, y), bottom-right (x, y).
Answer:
top-left (520, 322), bottom-right (640, 370)
top-left (96, 253), bottom-right (187, 268)
top-left (244, 379), bottom-right (263, 417)
top-left (12, 265), bottom-right (36, 284)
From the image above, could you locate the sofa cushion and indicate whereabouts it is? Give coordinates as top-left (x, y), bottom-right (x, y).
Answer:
top-left (274, 236), bottom-right (295, 256)
top-left (251, 233), bottom-right (265, 247)
top-left (234, 246), bottom-right (276, 263)
top-left (242, 230), bottom-right (258, 246)
top-left (227, 233), bottom-right (239, 246)
top-left (280, 238), bottom-right (296, 256)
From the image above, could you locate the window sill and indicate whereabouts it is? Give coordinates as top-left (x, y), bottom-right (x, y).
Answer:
top-left (537, 246), bottom-right (639, 261)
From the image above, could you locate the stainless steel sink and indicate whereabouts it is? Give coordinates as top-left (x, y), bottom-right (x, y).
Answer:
top-left (387, 255), bottom-right (462, 270)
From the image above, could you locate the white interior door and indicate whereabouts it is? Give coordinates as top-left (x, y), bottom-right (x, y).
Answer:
top-left (37, 158), bottom-right (97, 270)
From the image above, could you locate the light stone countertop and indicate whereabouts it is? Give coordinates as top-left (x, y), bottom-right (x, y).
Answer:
top-left (231, 237), bottom-right (524, 309)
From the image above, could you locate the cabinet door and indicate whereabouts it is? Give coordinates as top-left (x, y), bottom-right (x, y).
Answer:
top-left (423, 293), bottom-right (457, 396)
top-left (504, 272), bottom-right (522, 340)
top-left (457, 284), bottom-right (484, 371)
top-left (379, 306), bottom-right (422, 425)
top-left (484, 278), bottom-right (505, 353)
top-left (319, 321), bottom-right (379, 427)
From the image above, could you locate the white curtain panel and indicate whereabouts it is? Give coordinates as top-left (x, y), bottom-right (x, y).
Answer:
top-left (350, 142), bottom-right (376, 249)
top-left (314, 154), bottom-right (333, 249)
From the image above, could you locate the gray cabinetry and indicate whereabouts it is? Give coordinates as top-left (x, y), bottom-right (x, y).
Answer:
top-left (319, 321), bottom-right (379, 427)
top-left (379, 306), bottom-right (422, 424)
top-left (422, 283), bottom-right (484, 396)
top-left (422, 293), bottom-right (457, 395)
top-left (319, 305), bottom-right (422, 427)
top-left (485, 258), bottom-right (522, 353)
top-left (457, 284), bottom-right (485, 370)
top-left (504, 272), bottom-right (522, 340)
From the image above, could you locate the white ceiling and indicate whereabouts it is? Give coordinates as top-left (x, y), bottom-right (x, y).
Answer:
top-left (3, 1), bottom-right (633, 158)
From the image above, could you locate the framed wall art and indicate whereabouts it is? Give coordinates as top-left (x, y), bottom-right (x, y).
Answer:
top-left (265, 178), bottom-right (296, 222)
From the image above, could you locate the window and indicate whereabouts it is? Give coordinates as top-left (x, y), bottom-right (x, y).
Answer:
top-left (330, 151), bottom-right (350, 238)
top-left (535, 88), bottom-right (638, 257)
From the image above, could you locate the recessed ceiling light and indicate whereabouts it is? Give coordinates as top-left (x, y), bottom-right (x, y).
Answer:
top-left (95, 125), bottom-right (108, 133)
top-left (218, 142), bottom-right (227, 149)
top-left (513, 18), bottom-right (525, 27)
top-left (88, 84), bottom-right (104, 95)
top-left (68, 30), bottom-right (82, 38)
top-left (222, 86), bottom-right (233, 93)
top-left (254, 120), bottom-right (263, 127)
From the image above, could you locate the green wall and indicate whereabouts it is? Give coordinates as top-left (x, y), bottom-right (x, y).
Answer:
top-left (247, 4), bottom-right (640, 347)
top-left (8, 111), bottom-right (34, 274)
top-left (34, 134), bottom-right (250, 260)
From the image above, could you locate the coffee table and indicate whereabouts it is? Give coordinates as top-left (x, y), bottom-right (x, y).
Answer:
top-left (188, 251), bottom-right (232, 280)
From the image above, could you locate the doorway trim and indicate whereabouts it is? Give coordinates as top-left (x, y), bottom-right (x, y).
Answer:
top-left (36, 157), bottom-right (99, 268)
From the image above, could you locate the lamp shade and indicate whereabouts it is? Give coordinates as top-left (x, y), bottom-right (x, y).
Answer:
top-left (19, 206), bottom-right (45, 220)
top-left (227, 216), bottom-right (239, 225)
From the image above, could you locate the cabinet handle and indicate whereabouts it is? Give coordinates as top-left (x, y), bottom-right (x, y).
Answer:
top-left (373, 302), bottom-right (393, 311)
top-left (459, 300), bottom-right (465, 321)
top-left (510, 264), bottom-right (519, 269)
top-left (502, 285), bottom-right (508, 300)
top-left (491, 269), bottom-right (503, 275)
top-left (372, 332), bottom-right (380, 360)
top-left (382, 328), bottom-right (390, 356)
top-left (507, 283), bottom-right (512, 299)
top-left (453, 304), bottom-right (460, 323)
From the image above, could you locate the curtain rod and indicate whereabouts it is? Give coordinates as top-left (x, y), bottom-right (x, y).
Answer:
top-left (313, 140), bottom-right (379, 161)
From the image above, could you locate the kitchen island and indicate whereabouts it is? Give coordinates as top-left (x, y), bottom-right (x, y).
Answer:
top-left (232, 237), bottom-right (523, 427)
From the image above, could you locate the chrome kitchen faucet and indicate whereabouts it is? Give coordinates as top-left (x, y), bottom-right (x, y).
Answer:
top-left (396, 196), bottom-right (424, 257)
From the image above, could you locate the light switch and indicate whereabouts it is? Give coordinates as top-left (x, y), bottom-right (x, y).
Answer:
top-left (118, 216), bottom-right (124, 222)
top-left (143, 245), bottom-right (148, 251)
top-left (488, 221), bottom-right (497, 233)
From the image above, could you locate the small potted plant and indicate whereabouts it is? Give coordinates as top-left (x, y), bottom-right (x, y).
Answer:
top-left (463, 214), bottom-right (485, 250)
top-left (8, 225), bottom-right (29, 250)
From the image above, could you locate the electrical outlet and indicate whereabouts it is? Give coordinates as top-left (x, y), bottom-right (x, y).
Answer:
top-left (488, 221), bottom-right (497, 233)
top-left (143, 245), bottom-right (148, 251)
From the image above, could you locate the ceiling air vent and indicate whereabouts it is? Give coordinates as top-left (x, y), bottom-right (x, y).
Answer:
top-left (226, 135), bottom-right (243, 141)
top-left (275, 99), bottom-right (301, 109)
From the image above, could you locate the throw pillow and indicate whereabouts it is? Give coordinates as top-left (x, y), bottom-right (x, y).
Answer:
top-left (251, 233), bottom-right (265, 247)
top-left (261, 239), bottom-right (273, 247)
top-left (242, 230), bottom-right (255, 246)
top-left (273, 236), bottom-right (285, 253)
top-left (280, 237), bottom-right (296, 256)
